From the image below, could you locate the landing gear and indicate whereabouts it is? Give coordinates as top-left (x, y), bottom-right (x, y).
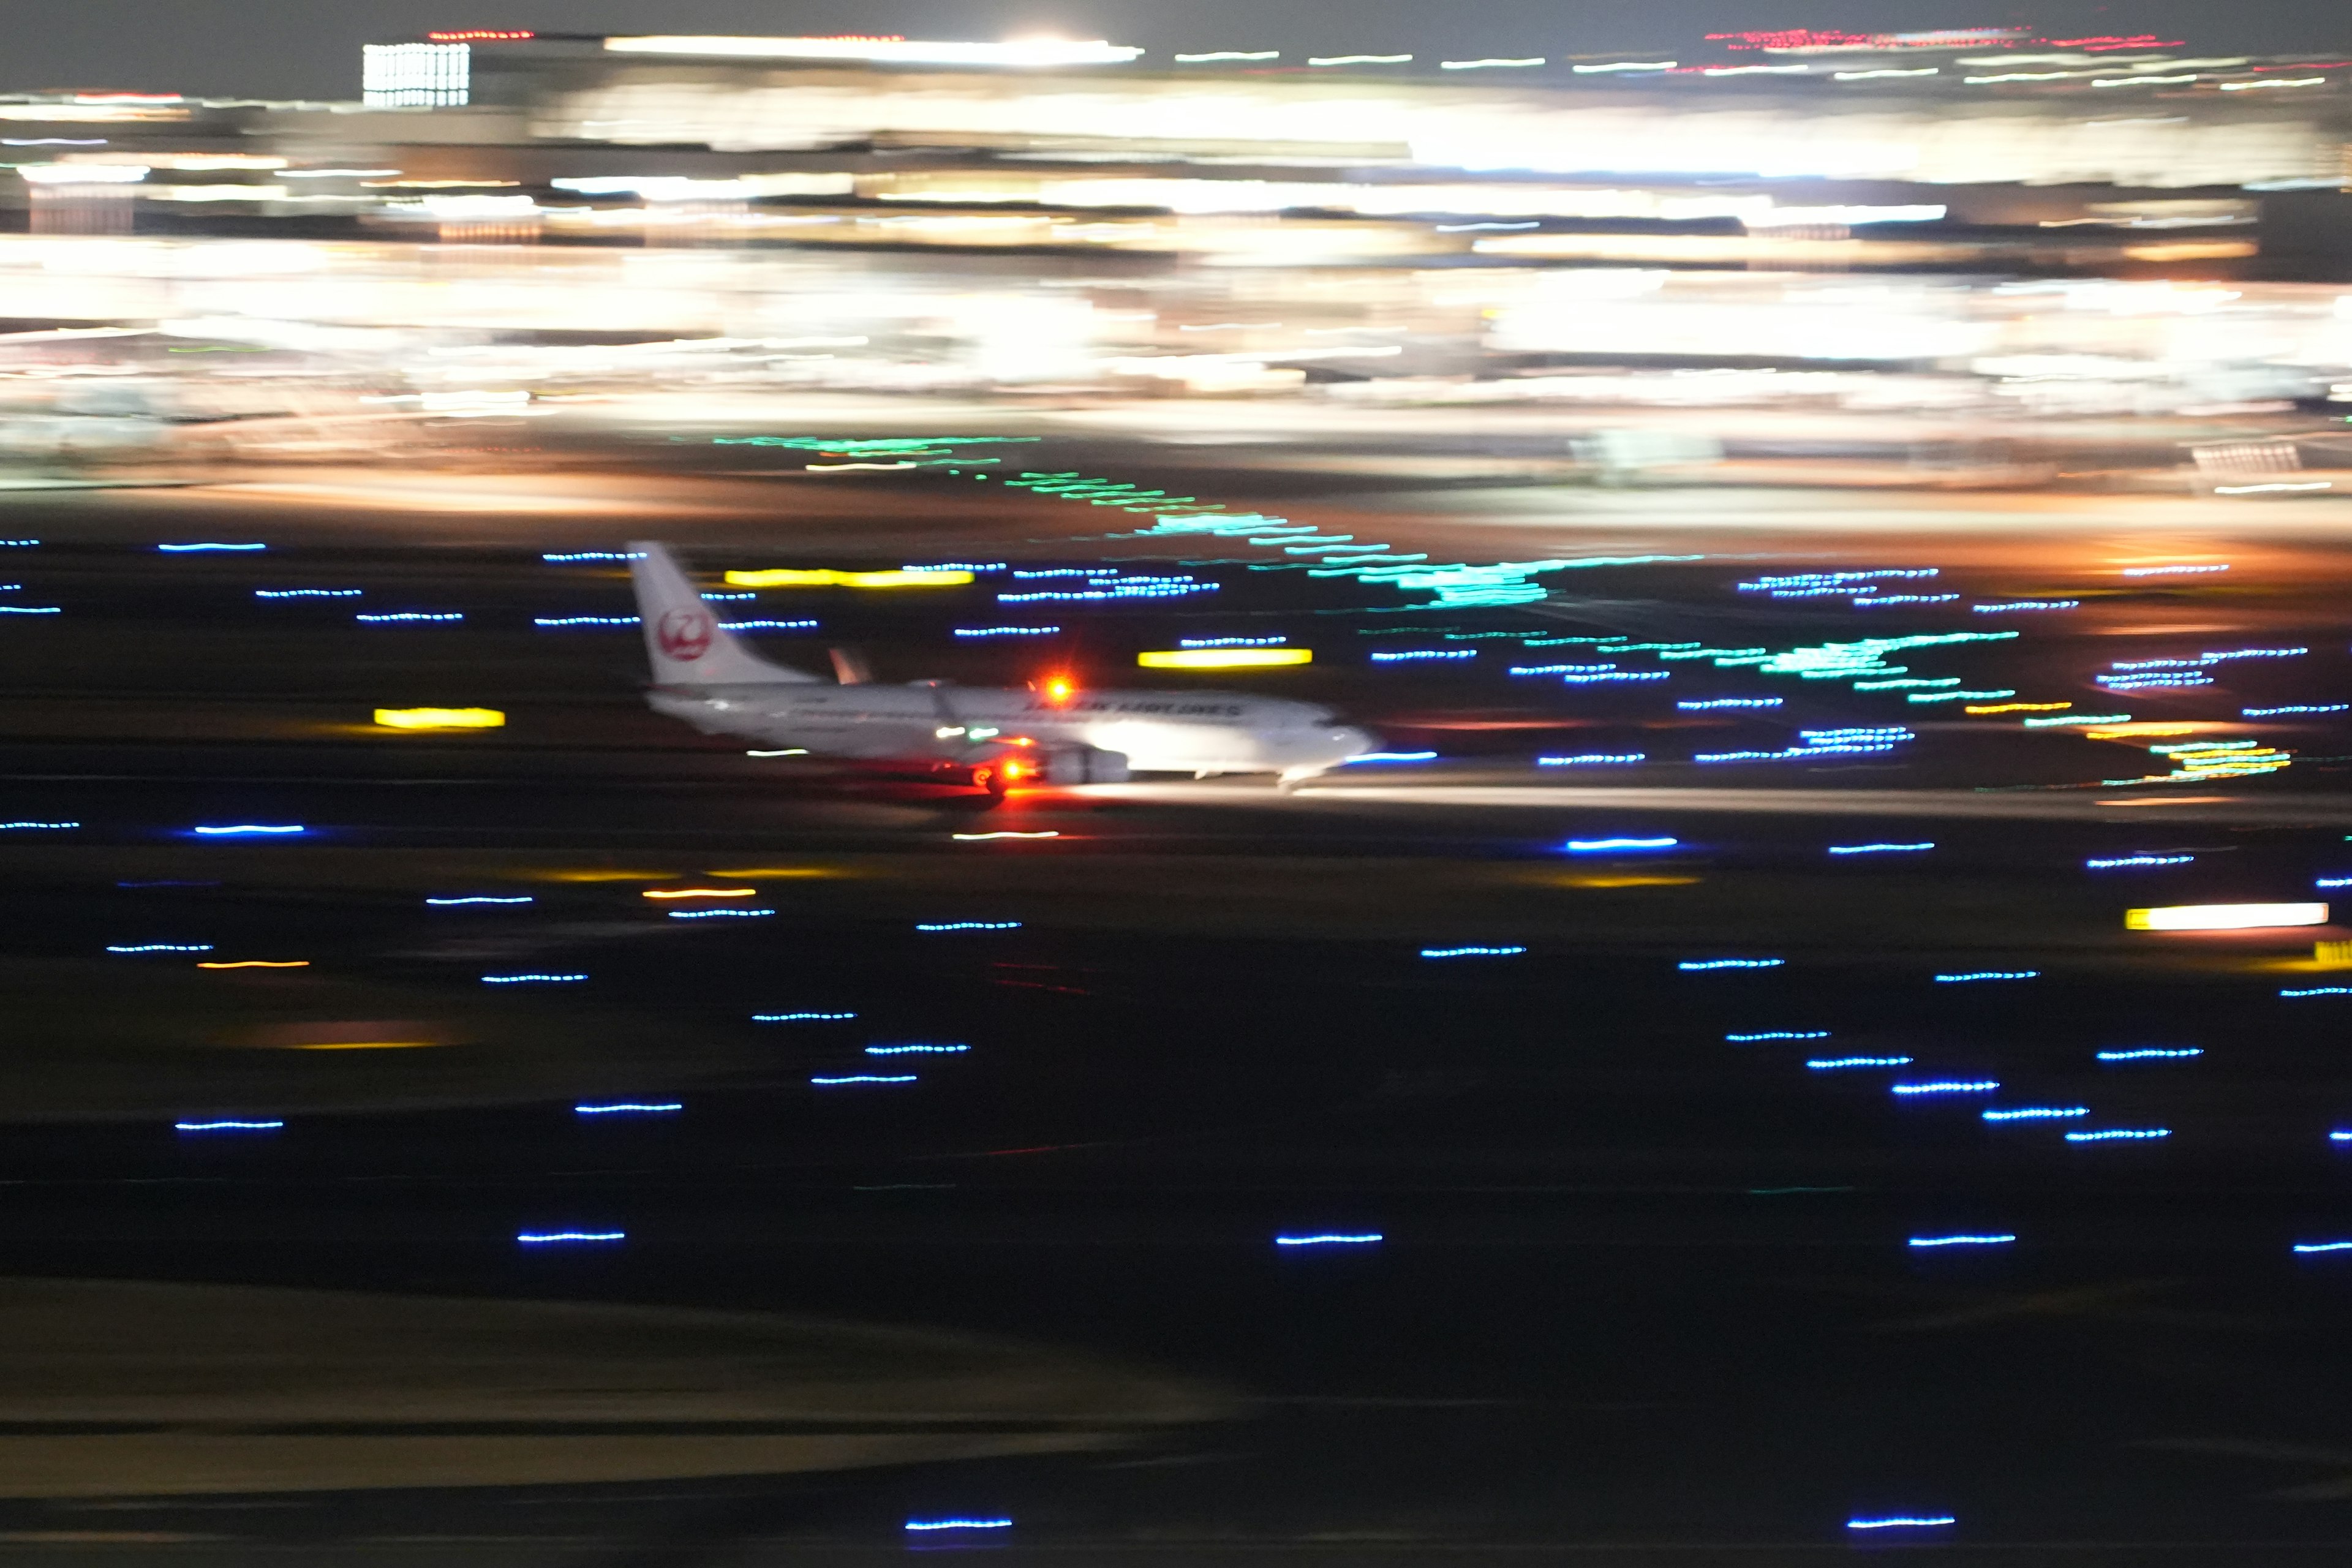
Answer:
top-left (970, 764), bottom-right (1009, 801)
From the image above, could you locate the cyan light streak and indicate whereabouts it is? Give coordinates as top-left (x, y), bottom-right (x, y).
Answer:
top-left (255, 589), bottom-right (361, 598)
top-left (1564, 837), bottom-right (1678, 853)
top-left (1891, 1080), bottom-right (2000, 1096)
top-left (1981, 1106), bottom-right (2089, 1121)
top-left (1908, 1233), bottom-right (2014, 1248)
top-left (1679, 958), bottom-right (1784, 971)
top-left (1422, 945), bottom-right (1526, 959)
top-left (516, 1231), bottom-right (624, 1243)
top-left (575, 1102), bottom-right (681, 1115)
top-left (543, 551), bottom-right (646, 561)
top-left (1933, 971), bottom-right (2038, 982)
top-left (916, 921), bottom-right (1021, 932)
top-left (1536, 753), bottom-right (1645, 766)
top-left (1807, 1056), bottom-right (1912, 1069)
top-left (108, 943), bottom-right (211, 953)
top-left (2087, 855), bottom-right (2192, 869)
top-left (1727, 1030), bottom-right (1829, 1042)
top-left (2097, 1047), bottom-right (2202, 1061)
top-left (1275, 1233), bottom-right (1382, 1246)
top-left (175, 1119), bottom-right (282, 1133)
top-left (482, 973), bottom-right (586, 984)
top-left (159, 541), bottom-right (264, 552)
top-left (668, 908), bottom-right (776, 919)
top-left (1847, 1515), bottom-right (1956, 1531)
top-left (866, 1044), bottom-right (969, 1055)
top-left (905, 1519), bottom-right (1014, 1532)
top-left (812, 1074), bottom-right (918, 1085)
top-left (754, 1011), bottom-right (856, 1022)
top-left (427, 895), bottom-right (533, 906)
top-left (1829, 842), bottom-right (1933, 854)
top-left (192, 824), bottom-right (303, 835)
top-left (2064, 1128), bottom-right (2171, 1142)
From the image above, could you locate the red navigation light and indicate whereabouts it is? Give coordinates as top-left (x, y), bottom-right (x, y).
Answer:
top-left (427, 29), bottom-right (535, 42)
top-left (1001, 758), bottom-right (1029, 782)
top-left (1042, 676), bottom-right (1076, 707)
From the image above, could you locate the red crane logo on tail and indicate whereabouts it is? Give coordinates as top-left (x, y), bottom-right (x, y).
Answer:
top-left (655, 606), bottom-right (715, 662)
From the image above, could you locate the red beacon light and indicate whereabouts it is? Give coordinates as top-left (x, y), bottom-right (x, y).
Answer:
top-left (1041, 676), bottom-right (1076, 707)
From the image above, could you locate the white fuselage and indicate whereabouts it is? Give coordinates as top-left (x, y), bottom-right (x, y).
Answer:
top-left (648, 682), bottom-right (1371, 775)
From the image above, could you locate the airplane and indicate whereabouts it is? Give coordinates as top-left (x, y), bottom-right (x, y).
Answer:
top-left (627, 541), bottom-right (1374, 795)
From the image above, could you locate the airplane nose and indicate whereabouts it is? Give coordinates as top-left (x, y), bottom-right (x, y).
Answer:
top-left (1330, 726), bottom-right (1374, 760)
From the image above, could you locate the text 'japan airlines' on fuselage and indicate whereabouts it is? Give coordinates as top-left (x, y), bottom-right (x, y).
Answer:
top-left (627, 542), bottom-right (1372, 792)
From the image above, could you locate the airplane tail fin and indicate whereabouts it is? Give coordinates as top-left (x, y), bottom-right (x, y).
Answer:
top-left (627, 542), bottom-right (821, 686)
top-left (829, 646), bottom-right (873, 685)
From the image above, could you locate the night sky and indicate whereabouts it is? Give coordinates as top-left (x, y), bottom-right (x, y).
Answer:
top-left (3, 0), bottom-right (2341, 100)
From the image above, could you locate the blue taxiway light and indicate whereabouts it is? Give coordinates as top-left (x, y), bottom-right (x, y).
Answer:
top-left (1422, 946), bottom-right (1526, 959)
top-left (192, 824), bottom-right (304, 836)
top-left (905, 1520), bottom-right (1013, 1532)
top-left (1847, 1516), bottom-right (1956, 1532)
top-left (174, 1120), bottom-right (282, 1133)
top-left (575, 1102), bottom-right (681, 1115)
top-left (866, 1044), bottom-right (969, 1055)
top-left (482, 973), bottom-right (586, 984)
top-left (108, 943), bottom-right (212, 954)
top-left (1680, 958), bottom-right (1783, 971)
top-left (2097, 1047), bottom-right (2202, 1061)
top-left (542, 551), bottom-right (646, 562)
top-left (516, 1231), bottom-right (624, 1244)
top-left (754, 1012), bottom-right (857, 1022)
top-left (159, 542), bottom-right (264, 552)
top-left (1566, 837), bottom-right (1678, 853)
top-left (427, 895), bottom-right (533, 906)
top-left (1981, 1106), bottom-right (2089, 1121)
top-left (1891, 1080), bottom-right (1999, 1096)
top-left (812, 1074), bottom-right (918, 1086)
top-left (668, 908), bottom-right (776, 920)
top-left (2065, 1128), bottom-right (2171, 1142)
top-left (1908, 1234), bottom-right (2015, 1248)
top-left (1275, 1233), bottom-right (1383, 1246)
top-left (1728, 1030), bottom-right (1830, 1042)
top-left (916, 921), bottom-right (1021, 932)
top-left (1828, 842), bottom-right (1933, 854)
top-left (1933, 971), bottom-right (2038, 982)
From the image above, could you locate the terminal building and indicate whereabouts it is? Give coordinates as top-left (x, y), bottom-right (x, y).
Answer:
top-left (1, 31), bottom-right (2351, 440)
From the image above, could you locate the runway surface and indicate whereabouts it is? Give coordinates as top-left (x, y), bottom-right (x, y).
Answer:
top-left (2, 426), bottom-right (2352, 1560)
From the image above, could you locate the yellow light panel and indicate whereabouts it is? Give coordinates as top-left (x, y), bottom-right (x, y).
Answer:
top-left (1137, 648), bottom-right (1313, 669)
top-left (2126, 902), bottom-right (2327, 931)
top-left (374, 707), bottom-right (505, 730)
top-left (723, 569), bottom-right (972, 589)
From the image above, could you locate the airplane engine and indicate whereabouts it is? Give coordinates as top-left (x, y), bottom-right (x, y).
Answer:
top-left (1039, 746), bottom-right (1131, 784)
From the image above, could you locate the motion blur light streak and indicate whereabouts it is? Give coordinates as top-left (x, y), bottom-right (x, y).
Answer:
top-left (575, 1102), bottom-right (682, 1115)
top-left (1983, 1106), bottom-right (2090, 1121)
top-left (1537, 753), bottom-right (1646, 766)
top-left (516, 1231), bottom-right (624, 1244)
top-left (255, 589), bottom-right (360, 599)
top-left (1908, 1234), bottom-right (2015, 1247)
top-left (2283, 987), bottom-right (2352, 998)
top-left (1934, 971), bottom-right (2038, 982)
top-left (642, 888), bottom-right (756, 899)
top-left (1848, 1517), bottom-right (1956, 1531)
top-left (1679, 959), bottom-right (1784, 970)
top-left (1892, 1080), bottom-right (2000, 1096)
top-left (196, 960), bottom-right (305, 969)
top-left (173, 1120), bottom-right (282, 1133)
top-left (108, 943), bottom-right (210, 953)
top-left (1678, 698), bottom-right (1782, 710)
top-left (1728, 1031), bottom-right (1830, 1042)
top-left (953, 831), bottom-right (1059, 840)
top-left (1807, 1056), bottom-right (1912, 1069)
top-left (753, 1012), bottom-right (856, 1022)
top-left (157, 542), bottom-right (263, 552)
top-left (1422, 946), bottom-right (1526, 959)
top-left (865, 1044), bottom-right (969, 1055)
top-left (356, 612), bottom-right (463, 624)
top-left (191, 824), bottom-right (303, 836)
top-left (916, 921), bottom-right (1022, 932)
top-left (1, 822), bottom-right (77, 831)
top-left (482, 973), bottom-right (586, 984)
top-left (905, 1520), bottom-right (1014, 1532)
top-left (2088, 855), bottom-right (2193, 869)
top-left (2098, 1047), bottom-right (2203, 1060)
top-left (1275, 1234), bottom-right (1383, 1246)
top-left (1140, 648), bottom-right (1311, 669)
top-left (1566, 837), bottom-right (1679, 853)
top-left (2066, 1128), bottom-right (2173, 1141)
top-left (1341, 752), bottom-right (1438, 764)
top-left (2127, 903), bottom-right (2326, 930)
top-left (426, 895), bottom-right (532, 906)
top-left (373, 707), bottom-right (504, 730)
top-left (1828, 842), bottom-right (1934, 854)
top-left (668, 908), bottom-right (775, 919)
top-left (2293, 1241), bottom-right (2352, 1253)
top-left (812, 1074), bottom-right (918, 1085)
